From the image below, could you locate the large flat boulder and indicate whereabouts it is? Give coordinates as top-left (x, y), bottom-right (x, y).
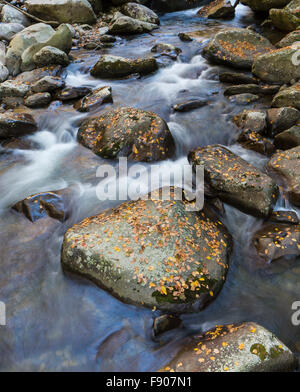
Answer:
top-left (25, 0), bottom-right (97, 24)
top-left (268, 146), bottom-right (300, 206)
top-left (159, 322), bottom-right (297, 372)
top-left (77, 107), bottom-right (175, 161)
top-left (197, 0), bottom-right (235, 19)
top-left (189, 145), bottom-right (279, 217)
top-left (202, 28), bottom-right (274, 70)
top-left (61, 189), bottom-right (232, 312)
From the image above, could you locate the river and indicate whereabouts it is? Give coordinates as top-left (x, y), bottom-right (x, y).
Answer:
top-left (0, 4), bottom-right (299, 371)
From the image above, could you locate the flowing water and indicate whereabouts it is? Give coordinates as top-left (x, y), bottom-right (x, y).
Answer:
top-left (0, 4), bottom-right (300, 371)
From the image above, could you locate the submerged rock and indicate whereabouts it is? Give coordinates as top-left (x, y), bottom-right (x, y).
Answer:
top-left (61, 189), bottom-right (232, 312)
top-left (25, 0), bottom-right (97, 24)
top-left (269, 210), bottom-right (299, 225)
top-left (159, 322), bottom-right (297, 372)
top-left (77, 107), bottom-right (175, 161)
top-left (241, 0), bottom-right (290, 12)
top-left (0, 112), bottom-right (37, 139)
top-left (268, 146), bottom-right (300, 206)
top-left (189, 145), bottom-right (278, 218)
top-left (153, 314), bottom-right (182, 336)
top-left (90, 55), bottom-right (158, 78)
top-left (74, 86), bottom-right (113, 112)
top-left (12, 191), bottom-right (69, 222)
top-left (202, 28), bottom-right (274, 69)
top-left (197, 0), bottom-right (235, 19)
top-left (253, 223), bottom-right (300, 262)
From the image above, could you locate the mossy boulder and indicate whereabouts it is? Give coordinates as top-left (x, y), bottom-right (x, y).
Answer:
top-left (189, 145), bottom-right (279, 218)
top-left (252, 45), bottom-right (300, 84)
top-left (5, 23), bottom-right (55, 76)
top-left (61, 189), bottom-right (232, 312)
top-left (77, 107), bottom-right (175, 161)
top-left (0, 112), bottom-right (37, 139)
top-left (159, 322), bottom-right (297, 372)
top-left (202, 28), bottom-right (274, 70)
top-left (269, 0), bottom-right (300, 31)
top-left (90, 54), bottom-right (158, 78)
top-left (272, 83), bottom-right (300, 109)
top-left (268, 146), bottom-right (300, 206)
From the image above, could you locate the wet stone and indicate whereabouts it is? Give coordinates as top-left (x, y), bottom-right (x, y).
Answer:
top-left (189, 145), bottom-right (279, 218)
top-left (56, 86), bottom-right (92, 101)
top-left (0, 112), bottom-right (37, 139)
top-left (12, 191), bottom-right (68, 222)
top-left (153, 314), bottom-right (182, 336)
top-left (253, 223), bottom-right (300, 262)
top-left (159, 322), bottom-right (297, 372)
top-left (74, 86), bottom-right (113, 112)
top-left (237, 129), bottom-right (274, 155)
top-left (77, 107), bottom-right (175, 162)
top-left (269, 210), bottom-right (299, 225)
top-left (173, 99), bottom-right (208, 112)
top-left (61, 189), bottom-right (232, 313)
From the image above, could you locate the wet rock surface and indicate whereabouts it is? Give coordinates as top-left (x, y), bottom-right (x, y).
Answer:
top-left (202, 28), bottom-right (274, 69)
top-left (159, 322), bottom-right (297, 372)
top-left (268, 146), bottom-right (300, 206)
top-left (90, 54), bottom-right (158, 78)
top-left (61, 189), bottom-right (232, 312)
top-left (77, 107), bottom-right (175, 161)
top-left (189, 145), bottom-right (278, 217)
top-left (74, 86), bottom-right (113, 112)
top-left (0, 112), bottom-right (37, 139)
top-left (253, 223), bottom-right (300, 262)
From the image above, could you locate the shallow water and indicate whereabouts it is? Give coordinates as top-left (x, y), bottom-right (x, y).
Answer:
top-left (0, 4), bottom-right (300, 371)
